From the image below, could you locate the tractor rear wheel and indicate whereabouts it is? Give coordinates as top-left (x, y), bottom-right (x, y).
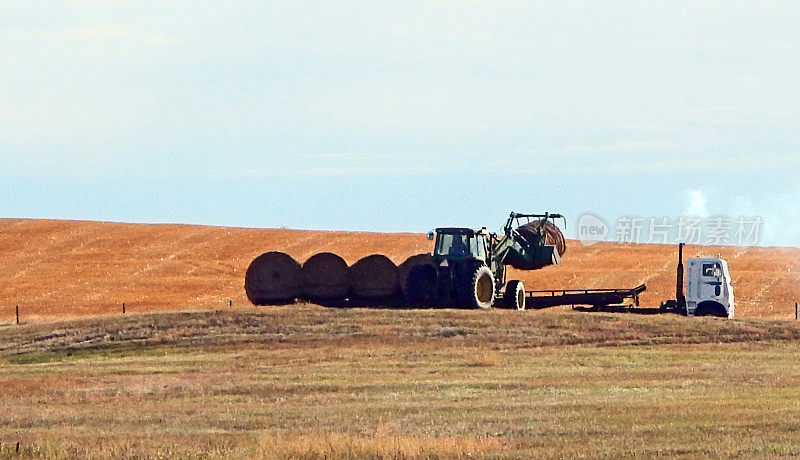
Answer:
top-left (504, 280), bottom-right (526, 310)
top-left (404, 263), bottom-right (437, 307)
top-left (469, 266), bottom-right (495, 310)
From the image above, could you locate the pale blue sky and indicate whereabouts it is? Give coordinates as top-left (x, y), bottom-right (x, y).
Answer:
top-left (2, 2), bottom-right (799, 245)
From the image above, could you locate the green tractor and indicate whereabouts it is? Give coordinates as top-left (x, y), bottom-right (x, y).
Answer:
top-left (404, 212), bottom-right (566, 310)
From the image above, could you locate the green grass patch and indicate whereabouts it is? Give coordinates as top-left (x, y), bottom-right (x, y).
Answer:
top-left (4, 342), bottom-right (189, 365)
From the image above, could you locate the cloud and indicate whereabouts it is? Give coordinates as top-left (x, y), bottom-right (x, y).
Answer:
top-left (685, 189), bottom-right (709, 218)
top-left (226, 164), bottom-right (436, 178)
top-left (67, 24), bottom-right (180, 44)
top-left (723, 190), bottom-right (800, 247)
top-left (483, 151), bottom-right (800, 177)
top-left (556, 140), bottom-right (680, 156)
top-left (3, 24), bottom-right (181, 45)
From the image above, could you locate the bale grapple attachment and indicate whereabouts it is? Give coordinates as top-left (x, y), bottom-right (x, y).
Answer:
top-left (494, 212), bottom-right (567, 271)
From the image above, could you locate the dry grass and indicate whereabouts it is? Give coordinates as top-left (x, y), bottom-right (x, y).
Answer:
top-left (252, 433), bottom-right (502, 459)
top-left (2, 305), bottom-right (800, 458)
top-left (3, 305), bottom-right (800, 361)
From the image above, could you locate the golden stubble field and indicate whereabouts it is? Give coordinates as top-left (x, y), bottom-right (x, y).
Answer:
top-left (1, 218), bottom-right (800, 321)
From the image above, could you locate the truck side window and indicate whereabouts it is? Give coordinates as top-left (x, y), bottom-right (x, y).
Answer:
top-left (702, 263), bottom-right (715, 277)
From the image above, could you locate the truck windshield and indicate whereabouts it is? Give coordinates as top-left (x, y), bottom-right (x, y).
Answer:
top-left (702, 263), bottom-right (720, 277)
top-left (436, 234), bottom-right (469, 256)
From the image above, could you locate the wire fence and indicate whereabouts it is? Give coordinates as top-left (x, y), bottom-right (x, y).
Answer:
top-left (1, 299), bottom-right (799, 325)
top-left (2, 299), bottom-right (244, 326)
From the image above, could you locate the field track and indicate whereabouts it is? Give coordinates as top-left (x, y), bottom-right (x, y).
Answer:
top-left (1, 218), bottom-right (799, 320)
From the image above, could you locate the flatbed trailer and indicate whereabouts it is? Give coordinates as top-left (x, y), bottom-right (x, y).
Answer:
top-left (525, 284), bottom-right (647, 310)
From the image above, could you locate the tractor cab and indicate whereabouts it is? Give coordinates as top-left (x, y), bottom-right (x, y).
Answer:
top-left (430, 228), bottom-right (491, 264)
top-left (417, 227), bottom-right (501, 309)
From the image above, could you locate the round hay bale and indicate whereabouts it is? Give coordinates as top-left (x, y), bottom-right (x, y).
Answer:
top-left (516, 220), bottom-right (567, 257)
top-left (348, 254), bottom-right (399, 300)
top-left (398, 253), bottom-right (434, 297)
top-left (244, 251), bottom-right (301, 305)
top-left (301, 252), bottom-right (349, 301)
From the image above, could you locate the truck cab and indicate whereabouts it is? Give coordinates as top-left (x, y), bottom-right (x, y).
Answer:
top-left (685, 257), bottom-right (735, 318)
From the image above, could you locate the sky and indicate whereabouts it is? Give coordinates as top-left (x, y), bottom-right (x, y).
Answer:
top-left (1, 1), bottom-right (799, 246)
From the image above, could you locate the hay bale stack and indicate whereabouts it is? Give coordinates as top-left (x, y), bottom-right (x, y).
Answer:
top-left (245, 251), bottom-right (301, 305)
top-left (301, 252), bottom-right (349, 301)
top-left (517, 220), bottom-right (567, 257)
top-left (398, 253), bottom-right (434, 297)
top-left (348, 254), bottom-right (399, 300)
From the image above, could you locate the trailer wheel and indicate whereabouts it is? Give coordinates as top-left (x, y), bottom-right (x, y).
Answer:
top-left (505, 280), bottom-right (526, 310)
top-left (469, 266), bottom-right (495, 310)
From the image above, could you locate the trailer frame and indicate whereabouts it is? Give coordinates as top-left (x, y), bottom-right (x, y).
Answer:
top-left (525, 284), bottom-right (647, 310)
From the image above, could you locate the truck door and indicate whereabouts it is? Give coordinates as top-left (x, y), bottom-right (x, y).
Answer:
top-left (699, 262), bottom-right (723, 300)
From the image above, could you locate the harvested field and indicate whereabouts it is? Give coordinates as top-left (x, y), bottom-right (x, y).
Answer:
top-left (2, 306), bottom-right (800, 458)
top-left (0, 218), bottom-right (799, 320)
top-left (3, 219), bottom-right (800, 457)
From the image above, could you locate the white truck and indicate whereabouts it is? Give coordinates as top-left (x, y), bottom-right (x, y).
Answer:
top-left (661, 243), bottom-right (735, 318)
top-left (685, 256), bottom-right (735, 318)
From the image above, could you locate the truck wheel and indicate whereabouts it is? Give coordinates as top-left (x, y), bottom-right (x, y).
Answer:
top-left (695, 301), bottom-right (727, 318)
top-left (469, 266), bottom-right (495, 310)
top-left (505, 280), bottom-right (526, 310)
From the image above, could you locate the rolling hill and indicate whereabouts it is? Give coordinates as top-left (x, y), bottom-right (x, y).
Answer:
top-left (1, 218), bottom-right (798, 320)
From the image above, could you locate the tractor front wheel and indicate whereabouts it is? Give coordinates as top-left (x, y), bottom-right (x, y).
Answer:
top-left (469, 266), bottom-right (495, 310)
top-left (504, 280), bottom-right (526, 310)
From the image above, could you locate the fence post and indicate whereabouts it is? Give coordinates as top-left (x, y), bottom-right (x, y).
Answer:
top-left (122, 303), bottom-right (126, 314)
top-left (229, 299), bottom-right (232, 308)
top-left (16, 305), bottom-right (20, 325)
top-left (796, 302), bottom-right (798, 320)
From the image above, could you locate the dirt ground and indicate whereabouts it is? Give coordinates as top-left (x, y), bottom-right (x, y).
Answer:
top-left (1, 218), bottom-right (799, 321)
